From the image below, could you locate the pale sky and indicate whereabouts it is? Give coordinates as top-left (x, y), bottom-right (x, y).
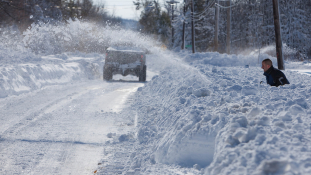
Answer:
top-left (92, 0), bottom-right (142, 20)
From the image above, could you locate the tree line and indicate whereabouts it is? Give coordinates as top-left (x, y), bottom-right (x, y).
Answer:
top-left (135, 0), bottom-right (311, 60)
top-left (0, 0), bottom-right (122, 31)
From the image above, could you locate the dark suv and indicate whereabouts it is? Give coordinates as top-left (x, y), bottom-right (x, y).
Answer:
top-left (103, 47), bottom-right (146, 82)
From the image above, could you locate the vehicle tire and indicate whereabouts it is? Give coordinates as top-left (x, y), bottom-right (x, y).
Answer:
top-left (139, 65), bottom-right (146, 82)
top-left (103, 67), bottom-right (112, 81)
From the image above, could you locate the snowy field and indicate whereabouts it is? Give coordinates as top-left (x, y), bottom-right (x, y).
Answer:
top-left (1, 23), bottom-right (311, 174)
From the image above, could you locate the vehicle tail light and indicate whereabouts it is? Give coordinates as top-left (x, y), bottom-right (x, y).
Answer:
top-left (140, 55), bottom-right (143, 62)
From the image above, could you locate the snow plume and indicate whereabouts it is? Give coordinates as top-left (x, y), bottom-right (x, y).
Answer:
top-left (22, 20), bottom-right (156, 55)
top-left (0, 26), bottom-right (40, 64)
top-left (1, 20), bottom-right (157, 58)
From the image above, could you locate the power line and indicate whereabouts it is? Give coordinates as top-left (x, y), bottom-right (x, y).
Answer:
top-left (101, 7), bottom-right (136, 9)
top-left (105, 5), bottom-right (135, 6)
top-left (215, 2), bottom-right (236, 9)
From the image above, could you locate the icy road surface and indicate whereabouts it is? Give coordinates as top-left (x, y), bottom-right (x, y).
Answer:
top-left (0, 76), bottom-right (149, 174)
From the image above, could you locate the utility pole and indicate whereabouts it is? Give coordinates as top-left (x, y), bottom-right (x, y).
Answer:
top-left (181, 0), bottom-right (186, 50)
top-left (191, 0), bottom-right (195, 53)
top-left (272, 0), bottom-right (284, 70)
top-left (166, 0), bottom-right (179, 45)
top-left (214, 0), bottom-right (219, 52)
top-left (226, 0), bottom-right (231, 54)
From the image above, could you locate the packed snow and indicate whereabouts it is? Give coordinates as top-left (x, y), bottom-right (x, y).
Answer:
top-left (1, 22), bottom-right (311, 175)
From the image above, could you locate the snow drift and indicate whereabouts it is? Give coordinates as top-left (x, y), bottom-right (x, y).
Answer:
top-left (128, 51), bottom-right (311, 174)
top-left (0, 53), bottom-right (103, 98)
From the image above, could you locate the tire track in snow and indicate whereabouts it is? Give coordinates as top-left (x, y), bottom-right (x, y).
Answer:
top-left (0, 78), bottom-right (146, 175)
top-left (0, 90), bottom-right (87, 138)
top-left (0, 82), bottom-right (101, 174)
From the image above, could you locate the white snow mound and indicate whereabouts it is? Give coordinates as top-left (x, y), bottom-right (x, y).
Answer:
top-left (130, 51), bottom-right (311, 174)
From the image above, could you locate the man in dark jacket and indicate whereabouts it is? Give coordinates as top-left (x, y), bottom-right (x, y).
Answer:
top-left (262, 58), bottom-right (290, 87)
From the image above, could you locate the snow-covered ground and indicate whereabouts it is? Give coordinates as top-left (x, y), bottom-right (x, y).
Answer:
top-left (96, 51), bottom-right (311, 175)
top-left (1, 23), bottom-right (311, 174)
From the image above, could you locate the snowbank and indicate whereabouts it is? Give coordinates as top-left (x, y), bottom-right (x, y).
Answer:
top-left (128, 51), bottom-right (311, 174)
top-left (178, 51), bottom-right (277, 67)
top-left (0, 53), bottom-right (103, 98)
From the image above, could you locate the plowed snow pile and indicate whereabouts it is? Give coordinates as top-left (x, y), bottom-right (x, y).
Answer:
top-left (116, 51), bottom-right (311, 175)
top-left (0, 53), bottom-right (103, 98)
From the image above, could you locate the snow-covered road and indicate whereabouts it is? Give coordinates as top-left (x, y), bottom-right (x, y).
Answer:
top-left (0, 77), bottom-right (146, 174)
